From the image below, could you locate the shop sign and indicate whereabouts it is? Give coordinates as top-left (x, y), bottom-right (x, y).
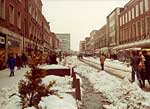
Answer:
top-left (0, 36), bottom-right (5, 45)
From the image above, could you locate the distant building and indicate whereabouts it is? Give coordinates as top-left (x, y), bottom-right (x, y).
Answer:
top-left (56, 33), bottom-right (71, 52)
top-left (79, 41), bottom-right (86, 53)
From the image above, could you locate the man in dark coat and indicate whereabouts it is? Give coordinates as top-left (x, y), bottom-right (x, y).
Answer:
top-left (7, 53), bottom-right (16, 77)
top-left (99, 53), bottom-right (106, 70)
top-left (16, 54), bottom-right (21, 69)
top-left (130, 51), bottom-right (141, 82)
top-left (21, 53), bottom-right (27, 67)
top-left (142, 50), bottom-right (150, 74)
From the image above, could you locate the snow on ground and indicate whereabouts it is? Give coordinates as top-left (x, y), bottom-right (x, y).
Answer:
top-left (39, 75), bottom-right (77, 109)
top-left (67, 56), bottom-right (150, 109)
top-left (84, 57), bottom-right (132, 72)
top-left (42, 75), bottom-right (73, 92)
top-left (0, 66), bottom-right (77, 109)
top-left (0, 68), bottom-right (30, 109)
top-left (39, 93), bottom-right (77, 109)
top-left (38, 64), bottom-right (69, 70)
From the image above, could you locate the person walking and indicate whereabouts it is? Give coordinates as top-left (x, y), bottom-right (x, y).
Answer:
top-left (16, 54), bottom-right (21, 70)
top-left (21, 53), bottom-right (27, 67)
top-left (130, 51), bottom-right (141, 83)
top-left (142, 50), bottom-right (150, 74)
top-left (99, 53), bottom-right (106, 70)
top-left (7, 53), bottom-right (16, 77)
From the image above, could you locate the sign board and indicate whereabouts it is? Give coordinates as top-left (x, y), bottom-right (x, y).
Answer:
top-left (0, 36), bottom-right (5, 45)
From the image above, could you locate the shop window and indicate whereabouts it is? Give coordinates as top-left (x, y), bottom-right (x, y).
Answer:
top-left (0, 0), bottom-right (5, 19)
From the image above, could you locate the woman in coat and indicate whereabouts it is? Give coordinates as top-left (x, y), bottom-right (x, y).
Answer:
top-left (7, 53), bottom-right (16, 77)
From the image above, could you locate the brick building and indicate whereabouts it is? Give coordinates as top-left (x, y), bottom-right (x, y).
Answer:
top-left (116, 0), bottom-right (150, 50)
top-left (0, 0), bottom-right (57, 67)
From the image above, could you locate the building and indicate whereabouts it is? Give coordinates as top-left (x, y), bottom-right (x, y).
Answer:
top-left (94, 25), bottom-right (107, 55)
top-left (79, 41), bottom-right (86, 53)
top-left (116, 0), bottom-right (150, 50)
top-left (56, 33), bottom-right (71, 52)
top-left (107, 7), bottom-right (124, 54)
top-left (0, 0), bottom-right (56, 67)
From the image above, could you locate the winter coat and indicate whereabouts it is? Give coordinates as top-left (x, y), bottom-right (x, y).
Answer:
top-left (143, 54), bottom-right (150, 73)
top-left (21, 54), bottom-right (27, 62)
top-left (7, 57), bottom-right (16, 69)
top-left (16, 55), bottom-right (21, 67)
top-left (100, 55), bottom-right (106, 64)
top-left (130, 55), bottom-right (141, 72)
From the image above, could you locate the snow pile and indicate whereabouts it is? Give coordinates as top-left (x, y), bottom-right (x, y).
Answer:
top-left (38, 64), bottom-right (68, 70)
top-left (38, 74), bottom-right (77, 109)
top-left (42, 75), bottom-right (73, 92)
top-left (39, 93), bottom-right (77, 109)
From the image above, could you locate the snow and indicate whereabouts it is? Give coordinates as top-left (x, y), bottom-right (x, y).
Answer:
top-left (0, 66), bottom-right (77, 109)
top-left (1, 56), bottom-right (150, 109)
top-left (66, 56), bottom-right (150, 109)
top-left (84, 57), bottom-right (132, 72)
top-left (0, 68), bottom-right (30, 109)
top-left (39, 93), bottom-right (77, 109)
top-left (42, 75), bottom-right (73, 92)
top-left (38, 64), bottom-right (69, 70)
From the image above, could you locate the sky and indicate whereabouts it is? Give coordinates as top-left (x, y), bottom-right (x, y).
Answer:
top-left (41, 0), bottom-right (129, 51)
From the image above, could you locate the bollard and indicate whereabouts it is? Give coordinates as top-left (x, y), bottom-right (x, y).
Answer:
top-left (75, 79), bottom-right (81, 101)
top-left (72, 72), bottom-right (76, 88)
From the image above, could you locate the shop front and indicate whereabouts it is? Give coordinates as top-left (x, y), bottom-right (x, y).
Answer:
top-left (7, 35), bottom-right (22, 55)
top-left (0, 33), bottom-right (6, 69)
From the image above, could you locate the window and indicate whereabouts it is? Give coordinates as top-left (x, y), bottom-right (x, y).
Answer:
top-left (120, 17), bottom-right (122, 26)
top-left (132, 8), bottom-right (135, 19)
top-left (123, 15), bottom-right (124, 24)
top-left (9, 5), bottom-right (14, 24)
top-left (136, 21), bottom-right (141, 38)
top-left (146, 17), bottom-right (150, 34)
top-left (145, 0), bottom-right (149, 11)
top-left (141, 20), bottom-right (145, 36)
top-left (132, 23), bottom-right (136, 39)
top-left (128, 10), bottom-right (131, 21)
top-left (17, 12), bottom-right (21, 29)
top-left (136, 5), bottom-right (139, 17)
top-left (126, 13), bottom-right (128, 23)
top-left (0, 0), bottom-right (5, 19)
top-left (140, 1), bottom-right (144, 14)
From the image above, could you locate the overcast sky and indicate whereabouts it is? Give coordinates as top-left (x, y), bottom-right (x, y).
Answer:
top-left (42, 0), bottom-right (129, 51)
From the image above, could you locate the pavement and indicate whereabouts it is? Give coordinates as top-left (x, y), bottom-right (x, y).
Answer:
top-left (0, 67), bottom-right (30, 88)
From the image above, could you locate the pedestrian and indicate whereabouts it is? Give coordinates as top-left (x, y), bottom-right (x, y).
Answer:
top-left (50, 52), bottom-right (58, 64)
top-left (16, 54), bottom-right (22, 70)
top-left (130, 51), bottom-right (141, 83)
top-left (99, 53), bottom-right (106, 70)
top-left (7, 53), bottom-right (16, 77)
top-left (142, 50), bottom-right (150, 74)
top-left (21, 53), bottom-right (27, 67)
